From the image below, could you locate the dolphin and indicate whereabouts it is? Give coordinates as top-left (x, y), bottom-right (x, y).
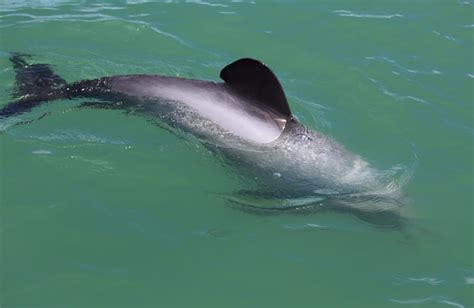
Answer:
top-left (0, 53), bottom-right (409, 228)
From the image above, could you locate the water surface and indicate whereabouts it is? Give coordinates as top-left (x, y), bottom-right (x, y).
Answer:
top-left (0, 0), bottom-right (473, 307)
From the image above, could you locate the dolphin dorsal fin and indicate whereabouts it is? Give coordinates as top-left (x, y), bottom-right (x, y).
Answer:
top-left (220, 58), bottom-right (292, 118)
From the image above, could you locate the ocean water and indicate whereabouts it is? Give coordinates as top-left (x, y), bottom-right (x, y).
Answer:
top-left (0, 0), bottom-right (473, 307)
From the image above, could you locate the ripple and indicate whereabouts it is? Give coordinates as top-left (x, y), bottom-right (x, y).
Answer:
top-left (32, 149), bottom-right (52, 155)
top-left (458, 0), bottom-right (474, 6)
top-left (391, 297), bottom-right (432, 304)
top-left (76, 5), bottom-right (126, 13)
top-left (0, 116), bottom-right (21, 131)
top-left (367, 76), bottom-right (428, 104)
top-left (0, 11), bottom-right (200, 53)
top-left (0, 0), bottom-right (73, 12)
top-left (77, 7), bottom-right (126, 13)
top-left (0, 13), bottom-right (116, 25)
top-left (185, 0), bottom-right (228, 7)
top-left (390, 296), bottom-right (465, 307)
top-left (365, 55), bottom-right (443, 76)
top-left (443, 118), bottom-right (474, 136)
top-left (70, 155), bottom-right (114, 171)
top-left (283, 223), bottom-right (332, 231)
top-left (393, 276), bottom-right (444, 286)
top-left (124, 19), bottom-right (197, 50)
top-left (334, 10), bottom-right (403, 19)
top-left (438, 300), bottom-right (465, 308)
top-left (72, 261), bottom-right (129, 275)
top-left (28, 130), bottom-right (128, 145)
top-left (433, 30), bottom-right (458, 43)
top-left (126, 0), bottom-right (152, 3)
top-left (193, 227), bottom-right (230, 238)
top-left (128, 13), bottom-right (150, 17)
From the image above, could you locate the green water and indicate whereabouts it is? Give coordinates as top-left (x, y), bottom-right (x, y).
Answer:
top-left (0, 0), bottom-right (473, 307)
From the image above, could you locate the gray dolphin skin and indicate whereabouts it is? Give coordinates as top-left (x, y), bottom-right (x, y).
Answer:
top-left (1, 54), bottom-right (410, 228)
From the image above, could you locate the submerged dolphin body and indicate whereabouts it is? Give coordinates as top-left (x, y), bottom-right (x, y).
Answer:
top-left (1, 54), bottom-right (409, 227)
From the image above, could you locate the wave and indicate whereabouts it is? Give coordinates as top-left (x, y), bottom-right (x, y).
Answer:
top-left (0, 9), bottom-right (215, 56)
top-left (390, 296), bottom-right (465, 307)
top-left (365, 55), bottom-right (443, 76)
top-left (366, 76), bottom-right (428, 104)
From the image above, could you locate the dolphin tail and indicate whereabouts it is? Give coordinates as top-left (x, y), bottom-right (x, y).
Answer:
top-left (0, 53), bottom-right (72, 119)
top-left (10, 53), bottom-right (67, 97)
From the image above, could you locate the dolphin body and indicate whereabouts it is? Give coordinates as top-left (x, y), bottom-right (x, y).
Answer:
top-left (1, 54), bottom-right (408, 227)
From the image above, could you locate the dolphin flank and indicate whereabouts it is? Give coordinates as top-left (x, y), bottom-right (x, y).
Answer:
top-left (0, 53), bottom-right (410, 228)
